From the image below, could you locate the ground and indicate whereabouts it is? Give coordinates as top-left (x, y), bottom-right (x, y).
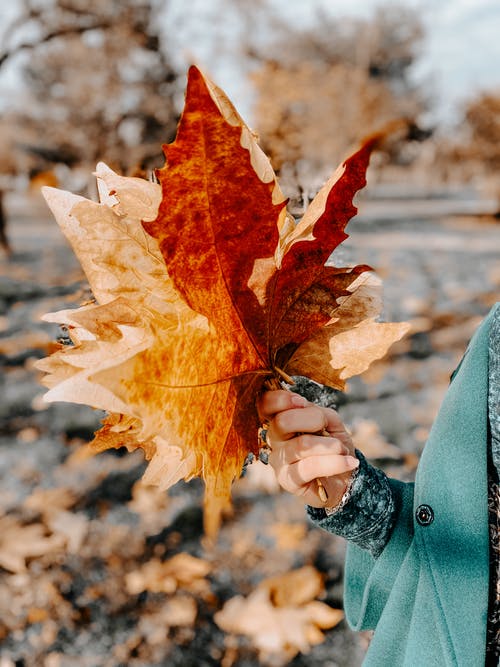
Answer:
top-left (0, 186), bottom-right (498, 667)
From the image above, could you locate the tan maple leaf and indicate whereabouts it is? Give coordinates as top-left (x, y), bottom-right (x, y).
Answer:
top-left (125, 552), bottom-right (211, 596)
top-left (36, 66), bottom-right (408, 536)
top-left (137, 597), bottom-right (198, 646)
top-left (214, 566), bottom-right (344, 662)
top-left (0, 516), bottom-right (65, 574)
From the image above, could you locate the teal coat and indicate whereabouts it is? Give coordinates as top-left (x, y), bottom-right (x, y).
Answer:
top-left (344, 307), bottom-right (496, 666)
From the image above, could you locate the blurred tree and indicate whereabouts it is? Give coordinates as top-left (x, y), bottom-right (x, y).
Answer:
top-left (0, 0), bottom-right (182, 178)
top-left (460, 91), bottom-right (500, 213)
top-left (248, 4), bottom-right (430, 201)
top-left (461, 91), bottom-right (500, 170)
top-left (434, 90), bottom-right (500, 214)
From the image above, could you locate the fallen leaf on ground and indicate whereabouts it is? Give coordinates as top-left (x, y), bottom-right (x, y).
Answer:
top-left (214, 566), bottom-right (343, 663)
top-left (152, 595), bottom-right (198, 628)
top-left (266, 522), bottom-right (308, 551)
top-left (24, 487), bottom-right (77, 518)
top-left (128, 480), bottom-right (169, 515)
top-left (263, 565), bottom-right (323, 607)
top-left (0, 331), bottom-right (51, 357)
top-left (137, 596), bottom-right (198, 644)
top-left (16, 427), bottom-right (40, 443)
top-left (125, 552), bottom-right (211, 596)
top-left (36, 65), bottom-right (408, 535)
top-left (0, 516), bottom-right (65, 573)
top-left (46, 511), bottom-right (89, 554)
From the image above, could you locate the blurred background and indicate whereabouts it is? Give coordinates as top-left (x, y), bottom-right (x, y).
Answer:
top-left (0, 1), bottom-right (499, 666)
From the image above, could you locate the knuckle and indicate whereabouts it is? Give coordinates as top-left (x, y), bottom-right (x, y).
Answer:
top-left (324, 406), bottom-right (338, 419)
top-left (306, 404), bottom-right (322, 419)
top-left (258, 389), bottom-right (286, 416)
top-left (296, 457), bottom-right (313, 479)
top-left (331, 438), bottom-right (346, 454)
top-left (322, 407), bottom-right (337, 429)
top-left (316, 407), bottom-right (331, 431)
top-left (273, 411), bottom-right (289, 434)
top-left (276, 467), bottom-right (292, 490)
top-left (296, 433), bottom-right (312, 451)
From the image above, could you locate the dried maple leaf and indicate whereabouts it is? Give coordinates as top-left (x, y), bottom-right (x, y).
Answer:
top-left (125, 552), bottom-right (211, 596)
top-left (46, 511), bottom-right (89, 554)
top-left (23, 487), bottom-right (77, 517)
top-left (127, 480), bottom-right (174, 535)
top-left (0, 517), bottom-right (65, 574)
top-left (267, 522), bottom-right (308, 551)
top-left (214, 566), bottom-right (344, 662)
top-left (23, 487), bottom-right (88, 554)
top-left (36, 66), bottom-right (408, 535)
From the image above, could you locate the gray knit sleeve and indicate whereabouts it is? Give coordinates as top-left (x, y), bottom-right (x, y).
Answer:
top-left (306, 450), bottom-right (397, 558)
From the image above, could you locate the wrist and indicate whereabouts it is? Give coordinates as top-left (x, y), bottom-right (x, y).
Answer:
top-left (324, 466), bottom-right (359, 516)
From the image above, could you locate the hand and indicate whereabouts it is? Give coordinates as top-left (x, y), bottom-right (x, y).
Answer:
top-left (257, 389), bottom-right (359, 509)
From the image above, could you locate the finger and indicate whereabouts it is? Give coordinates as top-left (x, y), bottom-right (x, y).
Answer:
top-left (258, 389), bottom-right (308, 421)
top-left (300, 475), bottom-right (347, 507)
top-left (270, 434), bottom-right (349, 466)
top-left (271, 405), bottom-right (331, 440)
top-left (283, 454), bottom-right (359, 491)
top-left (321, 408), bottom-right (352, 438)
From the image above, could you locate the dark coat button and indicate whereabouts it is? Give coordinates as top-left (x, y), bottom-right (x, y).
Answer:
top-left (416, 504), bottom-right (434, 526)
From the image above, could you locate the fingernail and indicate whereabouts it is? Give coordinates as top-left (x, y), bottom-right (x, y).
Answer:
top-left (346, 456), bottom-right (360, 468)
top-left (290, 394), bottom-right (308, 407)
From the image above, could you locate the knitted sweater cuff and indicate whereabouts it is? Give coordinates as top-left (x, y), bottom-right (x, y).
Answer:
top-left (306, 450), bottom-right (397, 558)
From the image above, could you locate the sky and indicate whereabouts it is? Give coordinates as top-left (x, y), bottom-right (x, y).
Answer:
top-left (162, 0), bottom-right (500, 126)
top-left (1, 0), bottom-right (499, 127)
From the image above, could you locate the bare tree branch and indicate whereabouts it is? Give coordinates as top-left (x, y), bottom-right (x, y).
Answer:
top-left (0, 21), bottom-right (112, 70)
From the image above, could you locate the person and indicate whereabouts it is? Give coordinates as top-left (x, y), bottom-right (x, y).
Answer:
top-left (258, 303), bottom-right (499, 666)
